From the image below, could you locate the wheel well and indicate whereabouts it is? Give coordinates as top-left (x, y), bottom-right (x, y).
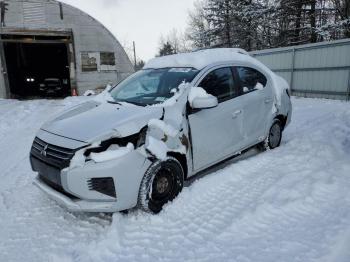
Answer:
top-left (167, 152), bottom-right (188, 180)
top-left (275, 114), bottom-right (287, 130)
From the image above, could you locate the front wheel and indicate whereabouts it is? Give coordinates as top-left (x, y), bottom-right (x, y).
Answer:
top-left (138, 157), bottom-right (184, 214)
top-left (258, 119), bottom-right (282, 151)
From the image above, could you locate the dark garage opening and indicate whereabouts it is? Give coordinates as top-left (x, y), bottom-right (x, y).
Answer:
top-left (3, 41), bottom-right (71, 98)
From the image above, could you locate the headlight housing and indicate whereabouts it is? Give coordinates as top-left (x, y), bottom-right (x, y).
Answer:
top-left (84, 128), bottom-right (147, 159)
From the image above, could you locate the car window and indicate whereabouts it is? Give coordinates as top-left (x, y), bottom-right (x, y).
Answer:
top-left (237, 67), bottom-right (267, 94)
top-left (199, 67), bottom-right (236, 102)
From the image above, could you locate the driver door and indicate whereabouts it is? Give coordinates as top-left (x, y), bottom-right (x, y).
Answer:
top-left (188, 67), bottom-right (244, 171)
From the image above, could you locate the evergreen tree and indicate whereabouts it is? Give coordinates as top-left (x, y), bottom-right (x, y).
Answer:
top-left (134, 60), bottom-right (145, 71)
top-left (185, 0), bottom-right (350, 51)
top-left (158, 42), bottom-right (176, 57)
top-left (186, 0), bottom-right (214, 49)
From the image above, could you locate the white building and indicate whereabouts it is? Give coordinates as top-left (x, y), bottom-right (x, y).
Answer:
top-left (0, 0), bottom-right (134, 98)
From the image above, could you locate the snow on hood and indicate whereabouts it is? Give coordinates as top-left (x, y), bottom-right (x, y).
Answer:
top-left (41, 101), bottom-right (163, 143)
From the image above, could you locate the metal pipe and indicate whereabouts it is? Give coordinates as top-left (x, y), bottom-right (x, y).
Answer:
top-left (347, 69), bottom-right (350, 101)
top-left (290, 48), bottom-right (296, 94)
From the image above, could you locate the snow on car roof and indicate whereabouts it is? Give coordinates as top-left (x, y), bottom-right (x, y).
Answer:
top-left (144, 48), bottom-right (254, 70)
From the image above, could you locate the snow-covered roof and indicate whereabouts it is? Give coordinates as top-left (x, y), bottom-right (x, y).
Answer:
top-left (144, 48), bottom-right (253, 70)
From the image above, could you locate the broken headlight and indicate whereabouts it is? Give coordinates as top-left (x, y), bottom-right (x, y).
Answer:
top-left (84, 129), bottom-right (147, 158)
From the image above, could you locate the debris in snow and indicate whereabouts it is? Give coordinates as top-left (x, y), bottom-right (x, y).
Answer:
top-left (90, 143), bottom-right (134, 163)
top-left (148, 119), bottom-right (178, 137)
top-left (188, 87), bottom-right (211, 107)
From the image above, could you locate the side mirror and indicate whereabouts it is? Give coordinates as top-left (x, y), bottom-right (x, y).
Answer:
top-left (191, 95), bottom-right (218, 109)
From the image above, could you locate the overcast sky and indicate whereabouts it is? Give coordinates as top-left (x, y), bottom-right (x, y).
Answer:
top-left (60, 0), bottom-right (196, 62)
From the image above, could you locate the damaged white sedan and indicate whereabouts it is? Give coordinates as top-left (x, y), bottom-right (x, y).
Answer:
top-left (30, 48), bottom-right (292, 213)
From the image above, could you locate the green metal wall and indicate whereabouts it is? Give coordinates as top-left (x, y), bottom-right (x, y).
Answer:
top-left (251, 39), bottom-right (350, 100)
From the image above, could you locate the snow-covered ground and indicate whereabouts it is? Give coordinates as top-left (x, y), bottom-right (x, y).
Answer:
top-left (0, 97), bottom-right (349, 262)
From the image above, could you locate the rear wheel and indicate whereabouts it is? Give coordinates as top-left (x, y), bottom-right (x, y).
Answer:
top-left (138, 157), bottom-right (184, 214)
top-left (258, 119), bottom-right (282, 151)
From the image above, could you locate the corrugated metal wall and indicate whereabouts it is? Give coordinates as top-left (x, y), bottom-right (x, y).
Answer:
top-left (250, 39), bottom-right (350, 100)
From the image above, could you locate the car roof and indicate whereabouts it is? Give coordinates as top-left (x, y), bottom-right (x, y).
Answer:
top-left (144, 48), bottom-right (258, 70)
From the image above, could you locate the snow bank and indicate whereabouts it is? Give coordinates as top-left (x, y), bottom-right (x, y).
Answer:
top-left (90, 143), bottom-right (134, 163)
top-left (1, 97), bottom-right (350, 262)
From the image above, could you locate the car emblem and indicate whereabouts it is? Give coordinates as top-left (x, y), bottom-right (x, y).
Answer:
top-left (41, 144), bottom-right (48, 157)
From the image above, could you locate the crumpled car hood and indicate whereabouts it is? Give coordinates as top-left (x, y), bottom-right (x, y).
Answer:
top-left (41, 101), bottom-right (163, 143)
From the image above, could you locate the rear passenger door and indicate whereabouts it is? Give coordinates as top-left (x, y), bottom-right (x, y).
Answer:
top-left (234, 66), bottom-right (273, 146)
top-left (188, 67), bottom-right (244, 171)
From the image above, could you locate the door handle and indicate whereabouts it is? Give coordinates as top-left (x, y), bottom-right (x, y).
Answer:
top-left (264, 98), bottom-right (272, 104)
top-left (232, 110), bottom-right (242, 119)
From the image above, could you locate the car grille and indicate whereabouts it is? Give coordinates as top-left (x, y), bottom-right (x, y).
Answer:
top-left (31, 137), bottom-right (76, 169)
top-left (30, 137), bottom-right (82, 197)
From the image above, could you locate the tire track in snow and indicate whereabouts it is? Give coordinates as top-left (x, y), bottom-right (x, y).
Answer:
top-left (0, 98), bottom-right (111, 262)
top-left (71, 148), bottom-right (315, 261)
top-left (71, 100), bottom-right (350, 262)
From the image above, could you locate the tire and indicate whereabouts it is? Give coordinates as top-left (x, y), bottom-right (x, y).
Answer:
top-left (138, 156), bottom-right (184, 214)
top-left (258, 119), bottom-right (283, 151)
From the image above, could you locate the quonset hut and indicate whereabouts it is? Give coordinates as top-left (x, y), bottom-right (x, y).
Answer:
top-left (0, 0), bottom-right (134, 98)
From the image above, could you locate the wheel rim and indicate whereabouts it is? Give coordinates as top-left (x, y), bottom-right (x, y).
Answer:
top-left (269, 123), bottom-right (281, 148)
top-left (151, 167), bottom-right (176, 203)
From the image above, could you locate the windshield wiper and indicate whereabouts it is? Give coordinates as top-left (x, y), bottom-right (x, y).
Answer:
top-left (109, 99), bottom-right (145, 107)
top-left (107, 100), bottom-right (123, 106)
top-left (123, 100), bottom-right (145, 106)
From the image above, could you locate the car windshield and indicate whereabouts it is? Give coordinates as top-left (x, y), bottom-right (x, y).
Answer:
top-left (110, 68), bottom-right (199, 106)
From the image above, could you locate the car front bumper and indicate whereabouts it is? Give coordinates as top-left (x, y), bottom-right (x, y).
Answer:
top-left (33, 150), bottom-right (152, 213)
top-left (33, 176), bottom-right (119, 212)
